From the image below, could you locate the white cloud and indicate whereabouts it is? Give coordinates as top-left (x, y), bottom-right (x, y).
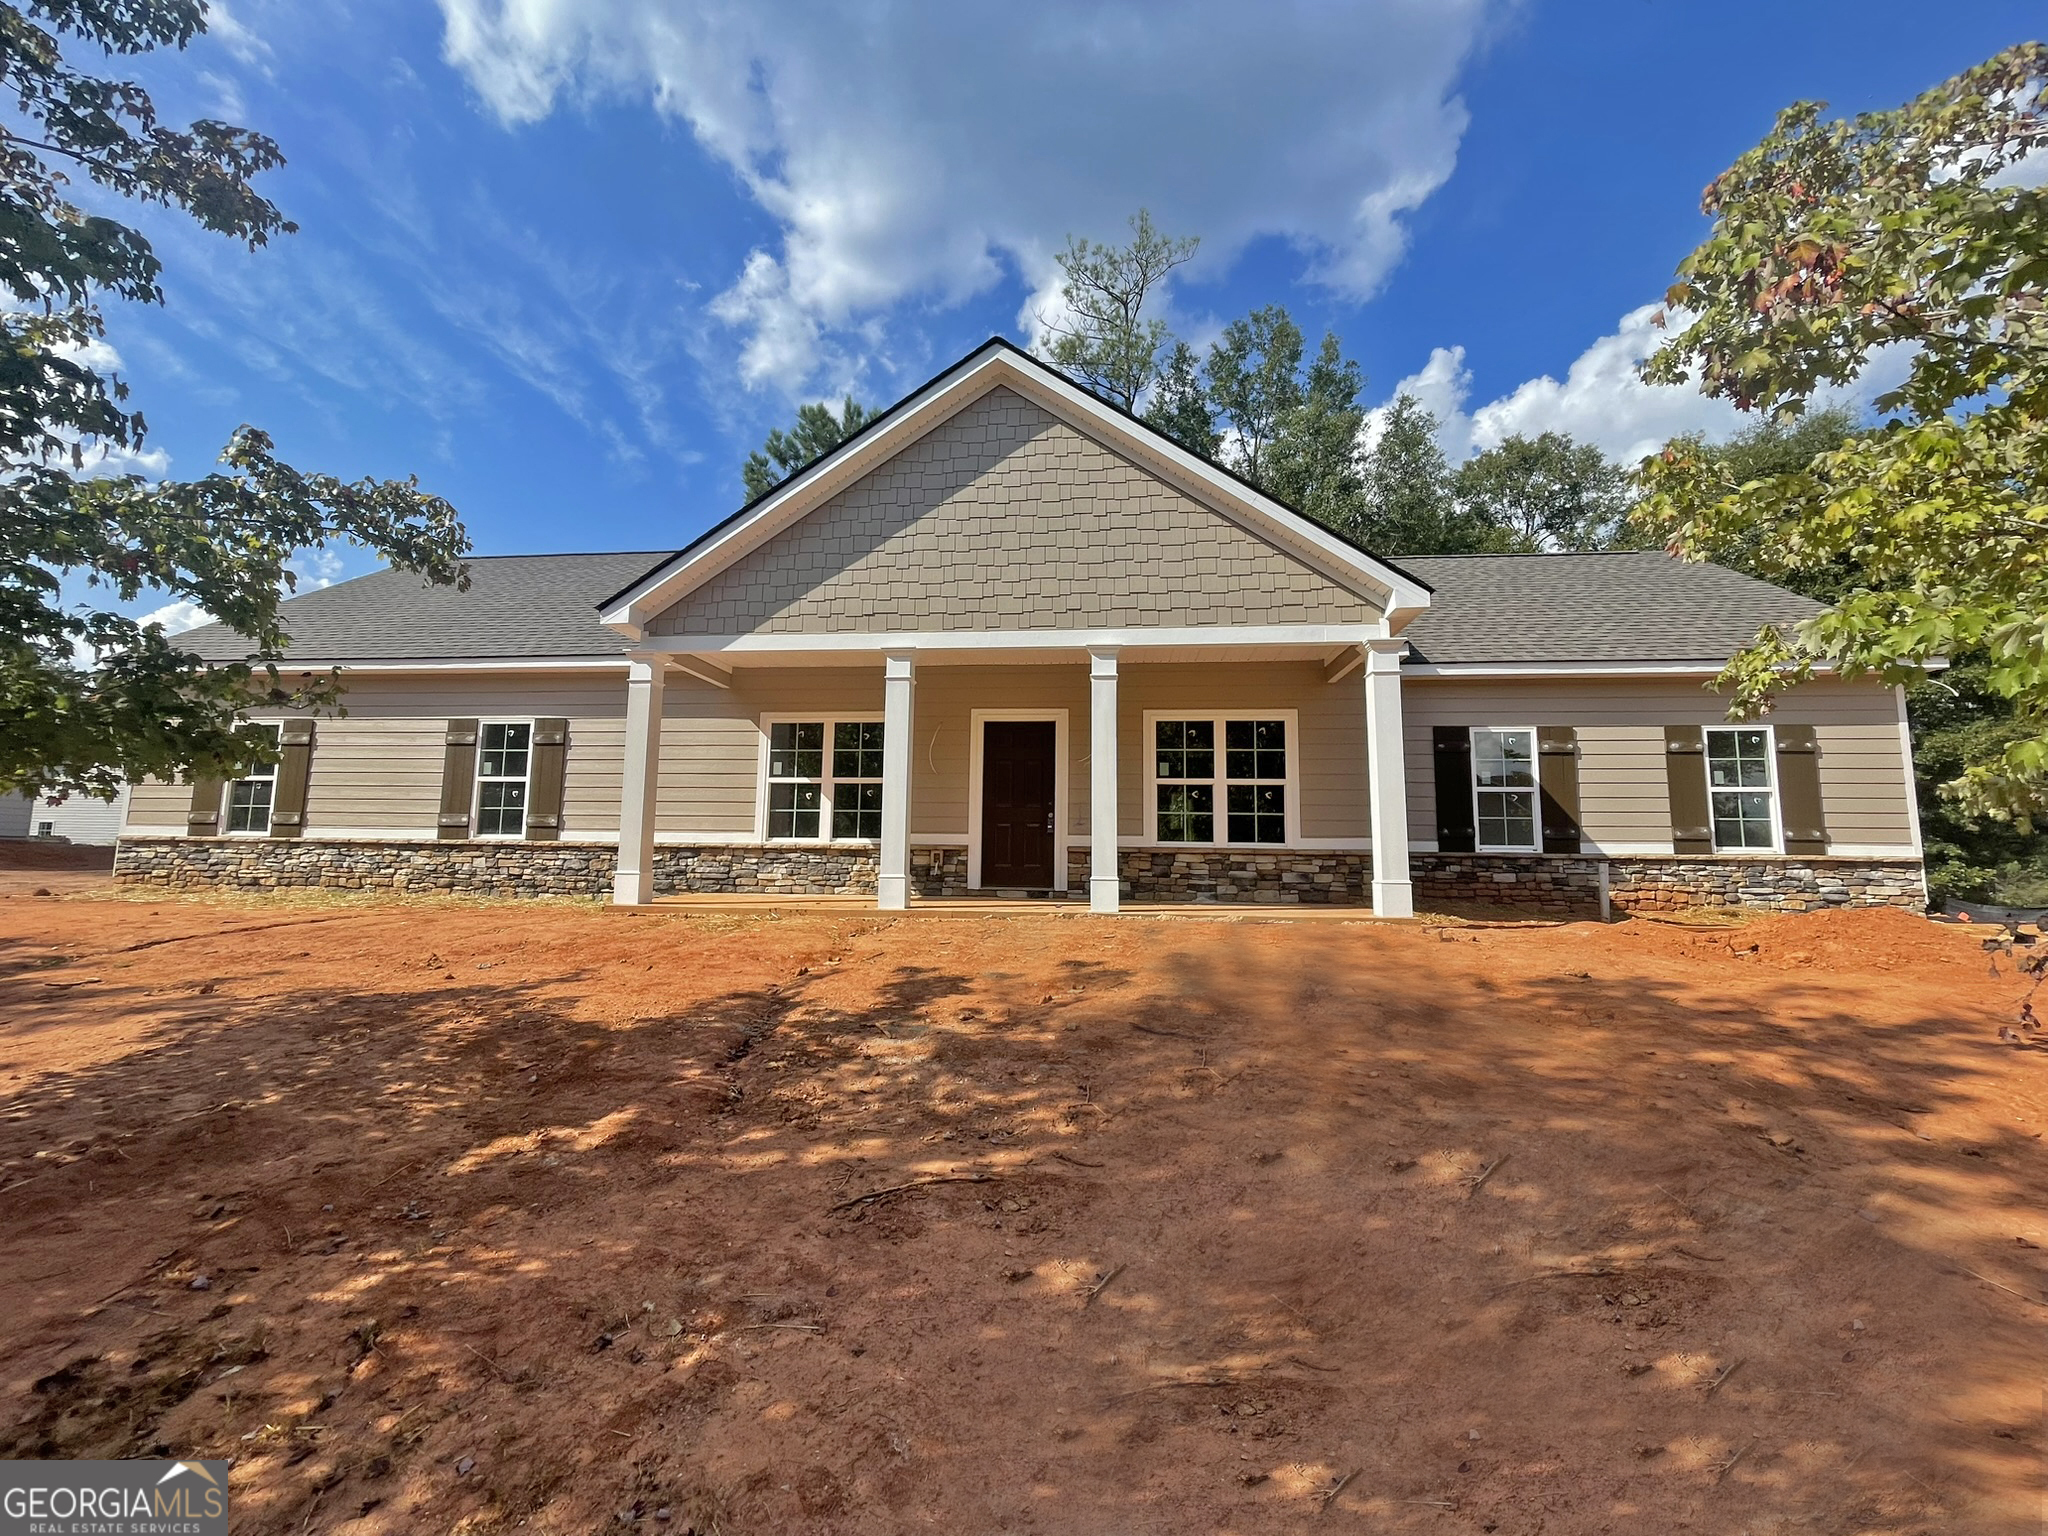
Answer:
top-left (136, 599), bottom-right (213, 636)
top-left (1370, 303), bottom-right (1915, 468)
top-left (435, 0), bottom-right (1497, 393)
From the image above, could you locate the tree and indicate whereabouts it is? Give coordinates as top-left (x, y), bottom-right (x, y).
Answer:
top-left (742, 396), bottom-right (878, 500)
top-left (1036, 209), bottom-right (1198, 412)
top-left (1635, 44), bottom-right (2048, 827)
top-left (3, 1), bottom-right (469, 801)
top-left (1360, 395), bottom-right (1503, 554)
top-left (1453, 431), bottom-right (1634, 552)
top-left (1142, 340), bottom-right (1218, 457)
top-left (1206, 305), bottom-right (1304, 487)
top-left (1265, 333), bottom-right (1370, 539)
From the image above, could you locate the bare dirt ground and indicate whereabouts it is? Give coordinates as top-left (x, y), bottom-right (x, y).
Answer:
top-left (0, 888), bottom-right (2042, 1535)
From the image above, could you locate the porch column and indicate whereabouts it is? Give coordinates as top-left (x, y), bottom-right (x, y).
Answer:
top-left (613, 653), bottom-right (665, 906)
top-left (1088, 647), bottom-right (1120, 914)
top-left (877, 650), bottom-right (916, 910)
top-left (1363, 637), bottom-right (1414, 918)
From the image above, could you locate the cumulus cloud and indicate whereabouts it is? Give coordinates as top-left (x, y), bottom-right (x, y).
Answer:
top-left (1370, 303), bottom-right (1914, 468)
top-left (435, 0), bottom-right (1497, 392)
top-left (136, 599), bottom-right (214, 636)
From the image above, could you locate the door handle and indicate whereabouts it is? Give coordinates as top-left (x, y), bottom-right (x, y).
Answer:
top-left (1046, 815), bottom-right (1054, 832)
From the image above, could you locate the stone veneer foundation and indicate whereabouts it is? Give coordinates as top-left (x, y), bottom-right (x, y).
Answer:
top-left (114, 837), bottom-right (1925, 914)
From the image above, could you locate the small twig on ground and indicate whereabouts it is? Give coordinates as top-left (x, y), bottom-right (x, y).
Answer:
top-left (1952, 1265), bottom-right (2044, 1306)
top-left (723, 1323), bottom-right (823, 1336)
top-left (1083, 1263), bottom-right (1126, 1307)
top-left (1466, 1155), bottom-right (1510, 1198)
top-left (1714, 1438), bottom-right (1756, 1486)
top-left (1670, 1246), bottom-right (1724, 1263)
top-left (1319, 1469), bottom-right (1360, 1513)
top-left (1109, 1374), bottom-right (1238, 1399)
top-left (1489, 1267), bottom-right (1620, 1296)
top-left (1052, 1151), bottom-right (1104, 1168)
top-left (1134, 1022), bottom-right (1208, 1041)
top-left (827, 1173), bottom-right (996, 1212)
top-left (1287, 1355), bottom-right (1341, 1373)
top-left (1703, 1359), bottom-right (1745, 1399)
top-left (462, 1344), bottom-right (516, 1383)
top-left (1270, 1293), bottom-right (1316, 1331)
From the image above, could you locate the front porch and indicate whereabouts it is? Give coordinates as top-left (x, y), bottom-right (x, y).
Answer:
top-left (606, 639), bottom-right (1418, 917)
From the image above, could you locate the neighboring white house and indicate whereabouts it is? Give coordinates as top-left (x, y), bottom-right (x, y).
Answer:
top-left (2, 787), bottom-right (131, 844)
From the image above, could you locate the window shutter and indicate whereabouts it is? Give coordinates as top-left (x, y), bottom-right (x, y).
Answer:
top-left (269, 719), bottom-right (315, 838)
top-left (438, 718), bottom-right (479, 840)
top-left (185, 778), bottom-right (223, 837)
top-left (1537, 726), bottom-right (1582, 853)
top-left (1774, 724), bottom-right (1829, 855)
top-left (525, 717), bottom-right (569, 841)
top-left (1663, 725), bottom-right (1713, 854)
top-left (1432, 726), bottom-right (1475, 852)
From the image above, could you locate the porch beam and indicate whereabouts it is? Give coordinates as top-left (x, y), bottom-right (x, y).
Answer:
top-left (1323, 644), bottom-right (1366, 685)
top-left (1363, 638), bottom-right (1414, 918)
top-left (613, 654), bottom-right (666, 906)
top-left (669, 655), bottom-right (732, 690)
top-left (1089, 647), bottom-right (1120, 914)
top-left (877, 650), bottom-right (916, 910)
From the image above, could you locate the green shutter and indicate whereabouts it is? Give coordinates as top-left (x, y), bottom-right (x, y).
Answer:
top-left (525, 717), bottom-right (568, 841)
top-left (1664, 725), bottom-right (1713, 855)
top-left (1432, 727), bottom-right (1475, 852)
top-left (1774, 724), bottom-right (1829, 855)
top-left (269, 719), bottom-right (315, 838)
top-left (1537, 726), bottom-right (1582, 854)
top-left (437, 718), bottom-right (479, 840)
top-left (185, 777), bottom-right (223, 837)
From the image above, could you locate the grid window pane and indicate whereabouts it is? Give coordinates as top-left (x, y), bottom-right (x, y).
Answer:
top-left (226, 779), bottom-right (273, 833)
top-left (1712, 790), bottom-right (1776, 849)
top-left (1472, 728), bottom-right (1535, 788)
top-left (1156, 783), bottom-right (1213, 843)
top-left (831, 780), bottom-right (884, 840)
top-left (477, 779), bottom-right (527, 836)
top-left (1224, 719), bottom-right (1287, 783)
top-left (479, 722), bottom-right (531, 779)
top-left (770, 721), bottom-right (823, 780)
top-left (1154, 719), bottom-right (1214, 781)
top-left (1477, 788), bottom-right (1536, 851)
top-left (1226, 782), bottom-right (1285, 844)
top-left (833, 720), bottom-right (885, 780)
top-left (1707, 728), bottom-right (1772, 788)
top-left (1706, 729), bottom-right (1776, 848)
top-left (769, 779), bottom-right (821, 839)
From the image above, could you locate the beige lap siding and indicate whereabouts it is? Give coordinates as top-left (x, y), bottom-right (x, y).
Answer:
top-left (1401, 676), bottom-right (1915, 853)
top-left (121, 670), bottom-right (630, 839)
top-left (1115, 661), bottom-right (1369, 843)
top-left (908, 663), bottom-right (1092, 839)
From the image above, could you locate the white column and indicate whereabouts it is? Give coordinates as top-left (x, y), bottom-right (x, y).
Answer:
top-left (1363, 637), bottom-right (1414, 918)
top-left (1089, 647), bottom-right (1120, 914)
top-left (877, 650), bottom-right (916, 910)
top-left (613, 653), bottom-right (665, 906)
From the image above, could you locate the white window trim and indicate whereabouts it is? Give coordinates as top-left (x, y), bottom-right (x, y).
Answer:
top-left (1140, 709), bottom-right (1302, 851)
top-left (1468, 725), bottom-right (1541, 854)
top-left (753, 713), bottom-right (888, 845)
top-left (224, 721), bottom-right (283, 837)
top-left (472, 718), bottom-right (536, 840)
top-left (966, 709), bottom-right (1071, 892)
top-left (1705, 723), bottom-right (1782, 854)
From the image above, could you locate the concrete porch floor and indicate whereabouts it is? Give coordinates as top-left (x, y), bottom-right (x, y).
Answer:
top-left (614, 892), bottom-right (1416, 921)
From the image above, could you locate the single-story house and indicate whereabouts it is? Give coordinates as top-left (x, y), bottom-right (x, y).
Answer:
top-left (114, 339), bottom-right (1927, 916)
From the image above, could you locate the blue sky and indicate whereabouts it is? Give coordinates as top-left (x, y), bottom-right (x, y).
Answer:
top-left (87, 0), bottom-right (2042, 623)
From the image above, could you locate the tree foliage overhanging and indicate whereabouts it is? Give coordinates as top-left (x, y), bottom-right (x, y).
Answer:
top-left (1636, 43), bottom-right (2048, 831)
top-left (1, 0), bottom-right (470, 800)
top-left (742, 396), bottom-right (879, 501)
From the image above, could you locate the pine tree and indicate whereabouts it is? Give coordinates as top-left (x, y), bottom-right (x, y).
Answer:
top-left (1265, 333), bottom-right (1369, 539)
top-left (1143, 341), bottom-right (1219, 457)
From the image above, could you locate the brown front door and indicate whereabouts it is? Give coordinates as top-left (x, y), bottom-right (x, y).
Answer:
top-left (981, 720), bottom-right (1057, 889)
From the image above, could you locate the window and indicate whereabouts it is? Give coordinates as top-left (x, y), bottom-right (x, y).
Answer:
top-left (766, 719), bottom-right (885, 841)
top-left (1471, 727), bottom-right (1537, 851)
top-left (225, 723), bottom-right (281, 834)
top-left (35, 821), bottom-right (52, 839)
top-left (475, 721), bottom-right (531, 836)
top-left (1707, 727), bottom-right (1776, 849)
top-left (1153, 716), bottom-right (1289, 845)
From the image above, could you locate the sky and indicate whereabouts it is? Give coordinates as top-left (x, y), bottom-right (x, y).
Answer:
top-left (73, 0), bottom-right (2044, 628)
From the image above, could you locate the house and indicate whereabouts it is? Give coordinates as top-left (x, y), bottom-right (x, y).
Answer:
top-left (113, 339), bottom-right (1927, 916)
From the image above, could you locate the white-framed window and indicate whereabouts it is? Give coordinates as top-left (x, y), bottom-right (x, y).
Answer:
top-left (224, 723), bottom-right (282, 834)
top-left (1470, 727), bottom-right (1538, 852)
top-left (35, 821), bottom-right (52, 839)
top-left (474, 721), bottom-right (532, 837)
top-left (1706, 726), bottom-right (1777, 850)
top-left (762, 717), bottom-right (886, 842)
top-left (1148, 713), bottom-right (1294, 846)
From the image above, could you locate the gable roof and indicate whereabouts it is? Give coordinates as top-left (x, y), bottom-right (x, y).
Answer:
top-left (175, 547), bottom-right (1823, 670)
top-left (596, 336), bottom-right (1436, 633)
top-left (1396, 551), bottom-right (1821, 666)
top-left (177, 552), bottom-right (666, 664)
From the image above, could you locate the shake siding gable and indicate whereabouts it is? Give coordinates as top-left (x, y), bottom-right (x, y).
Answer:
top-left (645, 386), bottom-right (1379, 637)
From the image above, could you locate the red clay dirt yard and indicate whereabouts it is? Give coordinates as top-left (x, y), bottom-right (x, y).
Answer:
top-left (0, 888), bottom-right (2041, 1534)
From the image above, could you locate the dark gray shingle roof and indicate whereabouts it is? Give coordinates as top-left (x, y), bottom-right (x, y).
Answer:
top-left (178, 547), bottom-right (1817, 667)
top-left (1394, 550), bottom-right (1819, 665)
top-left (180, 552), bottom-right (666, 663)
